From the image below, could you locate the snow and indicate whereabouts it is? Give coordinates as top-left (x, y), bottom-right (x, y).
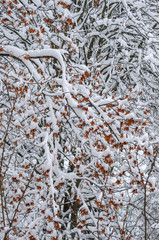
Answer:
top-left (3, 46), bottom-right (67, 61)
top-left (149, 177), bottom-right (156, 188)
top-left (31, 0), bottom-right (42, 7)
top-left (147, 146), bottom-right (153, 155)
top-left (46, 96), bottom-right (59, 133)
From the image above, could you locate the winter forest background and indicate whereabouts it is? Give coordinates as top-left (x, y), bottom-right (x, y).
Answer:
top-left (0, 0), bottom-right (159, 239)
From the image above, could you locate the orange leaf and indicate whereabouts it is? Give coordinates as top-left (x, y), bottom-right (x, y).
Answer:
top-left (24, 55), bottom-right (30, 60)
top-left (6, 10), bottom-right (12, 15)
top-left (90, 121), bottom-right (95, 126)
top-left (132, 189), bottom-right (138, 194)
top-left (101, 228), bottom-right (105, 233)
top-left (77, 225), bottom-right (83, 229)
top-left (84, 71), bottom-right (90, 77)
top-left (116, 180), bottom-right (121, 185)
top-left (43, 18), bottom-right (52, 24)
top-left (58, 2), bottom-right (69, 8)
top-left (28, 28), bottom-right (36, 33)
top-left (76, 199), bottom-right (81, 204)
top-left (104, 134), bottom-right (112, 141)
top-left (36, 178), bottom-right (42, 182)
top-left (118, 108), bottom-right (124, 113)
top-left (66, 18), bottom-right (73, 25)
